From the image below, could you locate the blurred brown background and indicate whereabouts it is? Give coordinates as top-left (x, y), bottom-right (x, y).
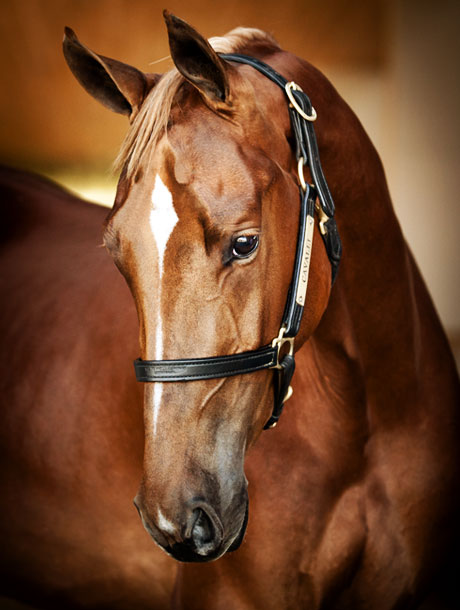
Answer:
top-left (0, 0), bottom-right (459, 361)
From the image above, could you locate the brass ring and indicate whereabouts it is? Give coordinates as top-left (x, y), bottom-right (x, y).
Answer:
top-left (285, 82), bottom-right (317, 121)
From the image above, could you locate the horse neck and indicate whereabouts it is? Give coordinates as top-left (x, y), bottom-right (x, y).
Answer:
top-left (250, 50), bottom-right (426, 374)
top-left (307, 77), bottom-right (458, 427)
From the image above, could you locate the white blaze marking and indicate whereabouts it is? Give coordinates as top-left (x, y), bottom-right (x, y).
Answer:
top-left (158, 508), bottom-right (176, 534)
top-left (149, 175), bottom-right (179, 435)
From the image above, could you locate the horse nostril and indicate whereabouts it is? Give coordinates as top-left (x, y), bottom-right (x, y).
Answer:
top-left (184, 504), bottom-right (223, 556)
top-left (191, 508), bottom-right (214, 546)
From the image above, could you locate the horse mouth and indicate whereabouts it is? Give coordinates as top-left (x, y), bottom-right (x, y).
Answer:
top-left (227, 501), bottom-right (249, 552)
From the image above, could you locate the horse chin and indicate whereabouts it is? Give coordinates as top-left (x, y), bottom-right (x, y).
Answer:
top-left (227, 501), bottom-right (249, 552)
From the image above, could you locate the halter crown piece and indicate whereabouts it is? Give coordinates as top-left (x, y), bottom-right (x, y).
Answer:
top-left (133, 55), bottom-right (342, 429)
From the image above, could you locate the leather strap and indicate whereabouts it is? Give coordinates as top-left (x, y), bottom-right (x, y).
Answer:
top-left (220, 53), bottom-right (342, 283)
top-left (134, 344), bottom-right (277, 382)
top-left (280, 185), bottom-right (315, 338)
top-left (264, 354), bottom-right (296, 429)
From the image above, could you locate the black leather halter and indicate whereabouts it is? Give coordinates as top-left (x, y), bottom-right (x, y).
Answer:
top-left (134, 54), bottom-right (342, 429)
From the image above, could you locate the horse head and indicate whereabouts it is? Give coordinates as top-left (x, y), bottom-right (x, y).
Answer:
top-left (63, 12), bottom-right (332, 562)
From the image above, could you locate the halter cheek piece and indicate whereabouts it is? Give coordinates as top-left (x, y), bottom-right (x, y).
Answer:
top-left (133, 54), bottom-right (342, 430)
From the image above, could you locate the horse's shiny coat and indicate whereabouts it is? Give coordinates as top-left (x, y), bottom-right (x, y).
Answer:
top-left (1, 12), bottom-right (459, 610)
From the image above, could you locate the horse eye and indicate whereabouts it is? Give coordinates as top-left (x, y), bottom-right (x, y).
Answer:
top-left (232, 235), bottom-right (259, 259)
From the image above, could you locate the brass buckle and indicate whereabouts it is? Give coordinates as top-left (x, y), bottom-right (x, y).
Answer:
top-left (285, 82), bottom-right (317, 121)
top-left (271, 326), bottom-right (295, 370)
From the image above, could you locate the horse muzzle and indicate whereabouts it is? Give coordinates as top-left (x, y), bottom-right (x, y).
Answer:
top-left (134, 492), bottom-right (249, 563)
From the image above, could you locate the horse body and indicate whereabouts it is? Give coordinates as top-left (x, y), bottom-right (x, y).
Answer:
top-left (1, 11), bottom-right (459, 610)
top-left (0, 168), bottom-right (176, 609)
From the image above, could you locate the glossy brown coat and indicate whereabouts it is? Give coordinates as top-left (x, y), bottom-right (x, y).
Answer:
top-left (1, 13), bottom-right (459, 610)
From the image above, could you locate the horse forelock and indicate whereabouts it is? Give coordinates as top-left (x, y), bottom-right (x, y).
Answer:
top-left (113, 27), bottom-right (280, 178)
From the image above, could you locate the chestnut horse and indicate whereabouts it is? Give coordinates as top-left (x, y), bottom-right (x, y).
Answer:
top-left (1, 12), bottom-right (459, 610)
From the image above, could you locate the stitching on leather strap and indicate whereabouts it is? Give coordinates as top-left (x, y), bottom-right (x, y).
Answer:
top-left (134, 346), bottom-right (277, 382)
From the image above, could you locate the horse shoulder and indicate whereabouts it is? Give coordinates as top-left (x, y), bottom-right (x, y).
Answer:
top-left (0, 167), bottom-right (176, 609)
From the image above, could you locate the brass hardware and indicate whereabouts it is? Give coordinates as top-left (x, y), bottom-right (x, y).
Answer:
top-left (284, 385), bottom-right (293, 403)
top-left (315, 201), bottom-right (330, 235)
top-left (285, 82), bottom-right (317, 121)
top-left (271, 326), bottom-right (295, 370)
top-left (297, 157), bottom-right (307, 191)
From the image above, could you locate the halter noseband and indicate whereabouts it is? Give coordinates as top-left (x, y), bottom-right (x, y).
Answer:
top-left (133, 54), bottom-right (342, 429)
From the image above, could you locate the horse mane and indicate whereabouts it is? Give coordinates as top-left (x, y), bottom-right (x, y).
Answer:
top-left (114, 27), bottom-right (280, 177)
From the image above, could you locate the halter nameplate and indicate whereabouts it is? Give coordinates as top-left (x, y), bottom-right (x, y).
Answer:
top-left (133, 54), bottom-right (342, 430)
top-left (295, 213), bottom-right (314, 306)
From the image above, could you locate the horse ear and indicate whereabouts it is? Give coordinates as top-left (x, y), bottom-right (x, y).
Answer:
top-left (63, 27), bottom-right (159, 119)
top-left (163, 11), bottom-right (230, 105)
